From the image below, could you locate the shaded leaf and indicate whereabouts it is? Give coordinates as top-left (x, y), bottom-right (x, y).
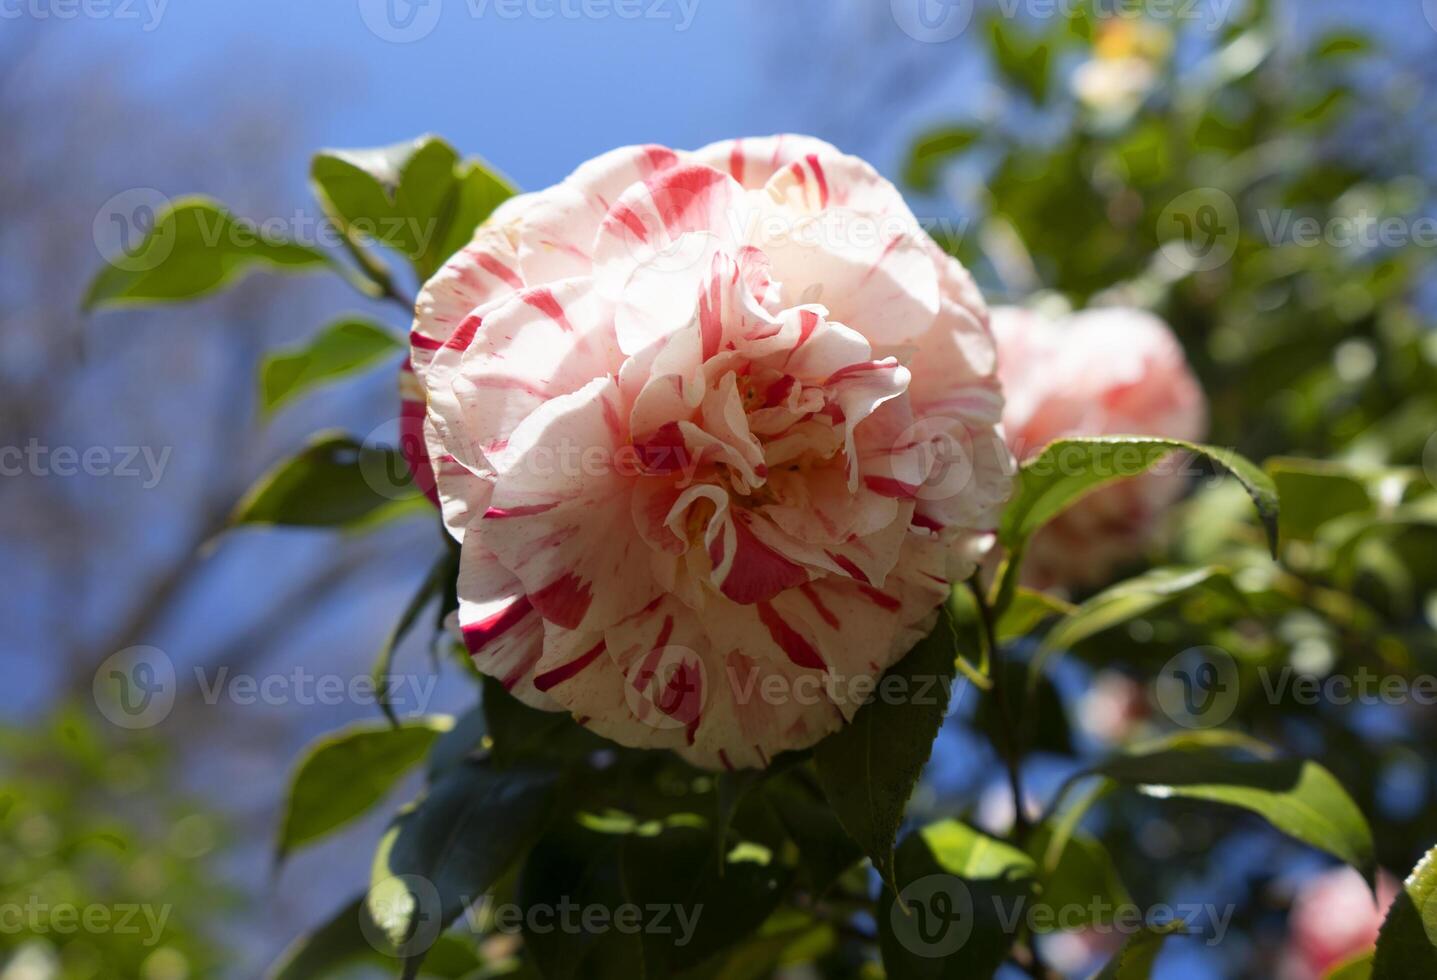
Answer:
top-left (232, 432), bottom-right (426, 529)
top-left (519, 816), bottom-right (790, 979)
top-left (482, 677), bottom-right (608, 770)
top-left (814, 615), bottom-right (959, 890)
top-left (368, 763), bottom-right (557, 967)
top-left (878, 820), bottom-right (1035, 980)
top-left (375, 551), bottom-right (457, 725)
top-left (761, 773), bottom-right (864, 897)
top-left (426, 704), bottom-right (488, 782)
top-left (265, 895), bottom-right (481, 980)
top-left (1372, 844), bottom-right (1437, 978)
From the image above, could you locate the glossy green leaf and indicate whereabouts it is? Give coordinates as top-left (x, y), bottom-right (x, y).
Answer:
top-left (1097, 747), bottom-right (1374, 874)
top-left (276, 716), bottom-right (453, 863)
top-left (368, 763), bottom-right (556, 967)
top-left (431, 159), bottom-right (520, 268)
top-left (1372, 844), bottom-right (1437, 978)
top-left (814, 614), bottom-right (959, 891)
top-left (84, 197), bottom-right (346, 311)
top-left (231, 432), bottom-right (427, 529)
top-left (879, 820), bottom-right (1035, 980)
top-left (259, 318), bottom-right (401, 416)
top-left (998, 437), bottom-right (1280, 558)
top-left (311, 135), bottom-right (516, 281)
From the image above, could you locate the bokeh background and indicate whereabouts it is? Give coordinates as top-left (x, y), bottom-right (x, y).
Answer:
top-left (4, 1), bottom-right (1437, 977)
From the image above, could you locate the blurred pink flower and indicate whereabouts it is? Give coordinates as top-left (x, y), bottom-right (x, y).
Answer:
top-left (1282, 866), bottom-right (1397, 979)
top-left (404, 137), bottom-right (1012, 768)
top-left (991, 306), bottom-right (1207, 591)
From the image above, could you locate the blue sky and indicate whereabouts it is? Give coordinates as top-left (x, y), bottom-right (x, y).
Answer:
top-left (67, 0), bottom-right (848, 190)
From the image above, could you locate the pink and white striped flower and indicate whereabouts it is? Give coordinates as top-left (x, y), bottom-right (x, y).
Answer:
top-left (992, 305), bottom-right (1208, 591)
top-left (403, 136), bottom-right (1011, 769)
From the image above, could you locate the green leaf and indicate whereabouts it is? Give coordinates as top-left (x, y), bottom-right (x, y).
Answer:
top-left (700, 909), bottom-right (834, 980)
top-left (312, 136), bottom-right (452, 254)
top-left (988, 17), bottom-right (1051, 103)
top-left (482, 677), bottom-right (608, 769)
top-left (276, 716), bottom-right (453, 863)
top-left (259, 318), bottom-right (401, 417)
top-left (904, 126), bottom-right (982, 192)
top-left (375, 551), bottom-right (457, 726)
top-left (84, 197), bottom-right (348, 311)
top-left (814, 614), bottom-right (960, 891)
top-left (1088, 922), bottom-right (1186, 980)
top-left (312, 136), bottom-right (516, 282)
top-left (998, 436), bottom-right (1280, 558)
top-left (519, 817), bottom-right (790, 978)
top-left (1096, 747), bottom-right (1374, 874)
top-left (1330, 951), bottom-right (1375, 980)
top-left (977, 657), bottom-right (1071, 757)
top-left (232, 432), bottom-right (427, 529)
top-left (761, 773), bottom-right (864, 897)
top-left (1037, 565), bottom-right (1244, 664)
top-left (1025, 824), bottom-right (1130, 931)
top-left (997, 588), bottom-right (1074, 644)
top-left (431, 159), bottom-right (520, 269)
top-left (265, 895), bottom-right (481, 980)
top-left (426, 705), bottom-right (488, 782)
top-left (368, 763), bottom-right (557, 966)
top-left (1266, 457), bottom-right (1373, 544)
top-left (1372, 844), bottom-right (1437, 978)
top-left (879, 820), bottom-right (1035, 980)
top-left (1311, 32), bottom-right (1374, 60)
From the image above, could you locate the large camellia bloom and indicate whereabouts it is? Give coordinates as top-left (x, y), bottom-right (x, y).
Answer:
top-left (992, 306), bottom-right (1206, 591)
top-left (401, 136), bottom-right (1011, 769)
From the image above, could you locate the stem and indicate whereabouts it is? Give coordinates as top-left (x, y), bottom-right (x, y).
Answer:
top-left (966, 578), bottom-right (1030, 844)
